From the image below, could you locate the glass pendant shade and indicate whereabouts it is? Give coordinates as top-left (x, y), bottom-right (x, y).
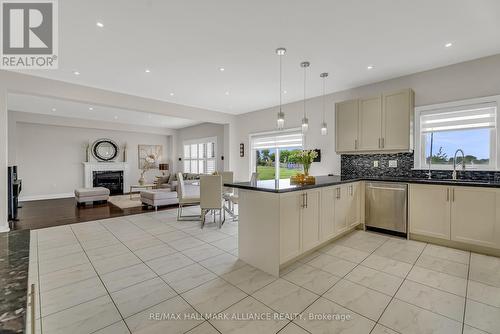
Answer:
top-left (321, 122), bottom-right (328, 135)
top-left (301, 117), bottom-right (309, 133)
top-left (277, 110), bottom-right (285, 129)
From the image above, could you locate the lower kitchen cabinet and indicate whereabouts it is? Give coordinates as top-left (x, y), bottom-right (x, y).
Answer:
top-left (347, 182), bottom-right (360, 228)
top-left (410, 183), bottom-right (500, 250)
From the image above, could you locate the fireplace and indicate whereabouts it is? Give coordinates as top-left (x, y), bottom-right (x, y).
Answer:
top-left (93, 171), bottom-right (123, 195)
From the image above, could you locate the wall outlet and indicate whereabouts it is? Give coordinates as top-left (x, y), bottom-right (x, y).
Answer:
top-left (389, 160), bottom-right (398, 168)
top-left (373, 161), bottom-right (379, 167)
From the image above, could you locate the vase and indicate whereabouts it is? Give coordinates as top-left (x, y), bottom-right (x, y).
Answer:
top-left (138, 176), bottom-right (145, 185)
top-left (303, 164), bottom-right (310, 176)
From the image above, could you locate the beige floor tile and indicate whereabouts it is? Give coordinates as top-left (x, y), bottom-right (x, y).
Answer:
top-left (467, 280), bottom-right (500, 308)
top-left (185, 322), bottom-right (219, 334)
top-left (210, 236), bottom-right (238, 252)
top-left (395, 280), bottom-right (465, 321)
top-left (294, 297), bottom-right (375, 334)
top-left (422, 244), bottom-right (470, 264)
top-left (222, 264), bottom-right (277, 294)
top-left (125, 295), bottom-right (203, 333)
top-left (111, 277), bottom-right (177, 318)
top-left (92, 252), bottom-right (142, 275)
top-left (39, 262), bottom-right (97, 292)
top-left (181, 243), bottom-right (225, 262)
top-left (181, 278), bottom-right (247, 314)
top-left (278, 323), bottom-right (309, 334)
top-left (306, 253), bottom-right (357, 277)
top-left (38, 252), bottom-right (89, 275)
top-left (42, 295), bottom-right (121, 334)
top-left (324, 279), bottom-right (391, 321)
top-left (371, 324), bottom-right (399, 334)
top-left (101, 263), bottom-right (156, 292)
top-left (80, 235), bottom-right (121, 250)
top-left (283, 263), bottom-right (341, 295)
top-left (86, 243), bottom-right (132, 262)
top-left (465, 299), bottom-right (500, 334)
top-left (40, 276), bottom-right (107, 317)
top-left (146, 252), bottom-right (195, 275)
top-left (415, 254), bottom-right (469, 278)
top-left (133, 244), bottom-right (177, 262)
top-left (407, 266), bottom-right (467, 297)
top-left (469, 253), bottom-right (500, 287)
top-left (374, 238), bottom-right (426, 264)
top-left (37, 243), bottom-right (83, 261)
top-left (361, 254), bottom-right (413, 278)
top-left (345, 265), bottom-right (403, 296)
top-left (162, 263), bottom-right (217, 293)
top-left (334, 231), bottom-right (388, 253)
top-left (210, 296), bottom-right (289, 334)
top-left (462, 324), bottom-right (489, 334)
top-left (93, 321), bottom-right (130, 334)
top-left (322, 244), bottom-right (370, 263)
top-left (379, 299), bottom-right (462, 334)
top-left (199, 253), bottom-right (246, 275)
top-left (168, 236), bottom-right (207, 251)
top-left (194, 231), bottom-right (230, 243)
top-left (252, 279), bottom-right (318, 315)
top-left (156, 230), bottom-right (190, 243)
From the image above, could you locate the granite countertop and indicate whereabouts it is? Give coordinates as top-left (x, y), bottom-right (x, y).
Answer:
top-left (0, 230), bottom-right (30, 334)
top-left (225, 175), bottom-right (500, 193)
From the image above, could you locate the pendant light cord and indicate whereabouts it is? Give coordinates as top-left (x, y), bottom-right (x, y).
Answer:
top-left (322, 76), bottom-right (326, 123)
top-left (303, 66), bottom-right (306, 118)
top-left (279, 54), bottom-right (282, 112)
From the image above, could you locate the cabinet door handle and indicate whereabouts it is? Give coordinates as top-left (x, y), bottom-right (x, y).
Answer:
top-left (305, 193), bottom-right (308, 208)
top-left (336, 187), bottom-right (341, 199)
top-left (30, 283), bottom-right (35, 334)
top-left (354, 139), bottom-right (358, 150)
top-left (446, 188), bottom-right (449, 202)
top-left (381, 138), bottom-right (385, 148)
top-left (378, 138), bottom-right (381, 149)
top-left (301, 193), bottom-right (305, 208)
top-left (452, 188), bottom-right (455, 202)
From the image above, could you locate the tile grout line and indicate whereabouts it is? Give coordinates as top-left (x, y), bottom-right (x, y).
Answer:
top-left (461, 251), bottom-right (472, 334)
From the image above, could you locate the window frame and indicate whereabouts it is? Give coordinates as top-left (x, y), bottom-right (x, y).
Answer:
top-left (249, 128), bottom-right (304, 180)
top-left (414, 95), bottom-right (500, 171)
top-left (183, 136), bottom-right (217, 174)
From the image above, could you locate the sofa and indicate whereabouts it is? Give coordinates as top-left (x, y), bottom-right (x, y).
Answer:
top-left (155, 172), bottom-right (200, 191)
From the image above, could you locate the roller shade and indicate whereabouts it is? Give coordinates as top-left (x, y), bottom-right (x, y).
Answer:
top-left (421, 103), bottom-right (496, 133)
top-left (251, 131), bottom-right (303, 150)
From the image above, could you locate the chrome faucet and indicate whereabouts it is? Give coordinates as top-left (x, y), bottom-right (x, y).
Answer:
top-left (427, 133), bottom-right (434, 179)
top-left (452, 149), bottom-right (465, 180)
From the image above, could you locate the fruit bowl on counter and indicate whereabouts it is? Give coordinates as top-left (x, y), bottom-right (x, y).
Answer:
top-left (290, 173), bottom-right (316, 185)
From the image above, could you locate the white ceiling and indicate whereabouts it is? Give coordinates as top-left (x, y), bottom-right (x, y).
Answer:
top-left (8, 94), bottom-right (201, 129)
top-left (18, 0), bottom-right (500, 114)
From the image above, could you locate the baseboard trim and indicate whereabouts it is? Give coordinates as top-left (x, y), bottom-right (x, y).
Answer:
top-left (0, 224), bottom-right (10, 233)
top-left (19, 193), bottom-right (75, 202)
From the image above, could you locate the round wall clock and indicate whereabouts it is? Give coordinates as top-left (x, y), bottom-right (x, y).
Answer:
top-left (91, 139), bottom-right (119, 162)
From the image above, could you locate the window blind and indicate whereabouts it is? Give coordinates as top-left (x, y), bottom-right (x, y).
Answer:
top-left (420, 103), bottom-right (497, 133)
top-left (251, 131), bottom-right (303, 150)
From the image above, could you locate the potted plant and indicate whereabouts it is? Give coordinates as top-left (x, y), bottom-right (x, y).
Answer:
top-left (290, 150), bottom-right (318, 184)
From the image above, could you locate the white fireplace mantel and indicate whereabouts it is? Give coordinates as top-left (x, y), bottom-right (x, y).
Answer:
top-left (83, 162), bottom-right (129, 192)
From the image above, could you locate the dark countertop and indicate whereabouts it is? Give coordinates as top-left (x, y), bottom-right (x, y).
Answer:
top-left (0, 229), bottom-right (30, 334)
top-left (225, 175), bottom-right (500, 193)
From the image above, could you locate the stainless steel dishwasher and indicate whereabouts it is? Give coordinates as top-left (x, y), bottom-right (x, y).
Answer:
top-left (365, 182), bottom-right (408, 236)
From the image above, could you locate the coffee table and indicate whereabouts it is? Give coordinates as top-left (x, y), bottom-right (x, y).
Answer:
top-left (129, 184), bottom-right (156, 199)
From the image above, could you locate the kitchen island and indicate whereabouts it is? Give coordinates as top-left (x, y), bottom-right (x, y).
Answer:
top-left (226, 176), bottom-right (363, 276)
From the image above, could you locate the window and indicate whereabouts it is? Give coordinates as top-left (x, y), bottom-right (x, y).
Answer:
top-left (250, 129), bottom-right (304, 180)
top-left (183, 137), bottom-right (217, 174)
top-left (414, 96), bottom-right (499, 170)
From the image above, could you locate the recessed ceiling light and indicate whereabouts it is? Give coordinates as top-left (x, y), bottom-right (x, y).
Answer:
top-left (219, 67), bottom-right (225, 72)
top-left (283, 90), bottom-right (287, 94)
top-left (73, 70), bottom-right (80, 75)
top-left (169, 92), bottom-right (174, 96)
top-left (96, 22), bottom-right (104, 28)
top-left (225, 91), bottom-right (230, 96)
top-left (145, 69), bottom-right (151, 73)
top-left (88, 107), bottom-right (93, 111)
top-left (51, 108), bottom-right (56, 112)
top-left (113, 116), bottom-right (118, 120)
top-left (445, 42), bottom-right (453, 48)
top-left (367, 65), bottom-right (374, 70)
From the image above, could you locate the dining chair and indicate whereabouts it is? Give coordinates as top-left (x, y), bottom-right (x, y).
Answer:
top-left (177, 172), bottom-right (201, 221)
top-left (200, 174), bottom-right (225, 228)
top-left (221, 171), bottom-right (238, 220)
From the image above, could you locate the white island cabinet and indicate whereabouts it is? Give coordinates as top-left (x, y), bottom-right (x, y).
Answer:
top-left (236, 177), bottom-right (361, 276)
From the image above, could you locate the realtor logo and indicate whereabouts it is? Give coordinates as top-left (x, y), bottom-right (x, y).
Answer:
top-left (1, 0), bottom-right (58, 69)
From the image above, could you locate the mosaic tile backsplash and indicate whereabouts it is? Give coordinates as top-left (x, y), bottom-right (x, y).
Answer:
top-left (341, 152), bottom-right (500, 182)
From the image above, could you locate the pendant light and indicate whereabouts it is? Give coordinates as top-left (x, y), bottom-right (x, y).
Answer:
top-left (276, 48), bottom-right (286, 130)
top-left (320, 72), bottom-right (328, 135)
top-left (300, 61), bottom-right (310, 133)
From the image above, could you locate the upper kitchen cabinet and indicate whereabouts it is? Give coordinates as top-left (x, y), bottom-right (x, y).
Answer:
top-left (335, 89), bottom-right (414, 153)
top-left (335, 99), bottom-right (359, 152)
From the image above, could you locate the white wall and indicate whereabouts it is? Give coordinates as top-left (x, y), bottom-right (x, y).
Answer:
top-left (14, 122), bottom-right (171, 200)
top-left (232, 54), bottom-right (500, 181)
top-left (174, 123), bottom-right (226, 172)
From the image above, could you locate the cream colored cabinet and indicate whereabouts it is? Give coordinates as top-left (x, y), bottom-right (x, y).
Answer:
top-left (358, 96), bottom-right (382, 151)
top-left (382, 89), bottom-right (414, 151)
top-left (410, 184), bottom-right (500, 250)
top-left (451, 187), bottom-right (500, 249)
top-left (347, 183), bottom-right (360, 228)
top-left (334, 185), bottom-right (349, 234)
top-left (409, 184), bottom-right (451, 239)
top-left (335, 89), bottom-right (414, 153)
top-left (279, 192), bottom-right (301, 263)
top-left (335, 100), bottom-right (359, 152)
top-left (301, 189), bottom-right (321, 252)
top-left (320, 187), bottom-right (336, 241)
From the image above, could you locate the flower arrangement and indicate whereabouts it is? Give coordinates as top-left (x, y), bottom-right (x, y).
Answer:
top-left (290, 149), bottom-right (318, 184)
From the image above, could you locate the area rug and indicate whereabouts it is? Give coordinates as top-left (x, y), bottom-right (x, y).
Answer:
top-left (108, 195), bottom-right (143, 209)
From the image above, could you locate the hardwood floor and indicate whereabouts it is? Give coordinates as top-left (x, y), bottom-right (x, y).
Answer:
top-left (11, 197), bottom-right (178, 230)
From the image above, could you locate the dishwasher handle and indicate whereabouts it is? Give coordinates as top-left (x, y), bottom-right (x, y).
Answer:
top-left (366, 186), bottom-right (407, 192)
